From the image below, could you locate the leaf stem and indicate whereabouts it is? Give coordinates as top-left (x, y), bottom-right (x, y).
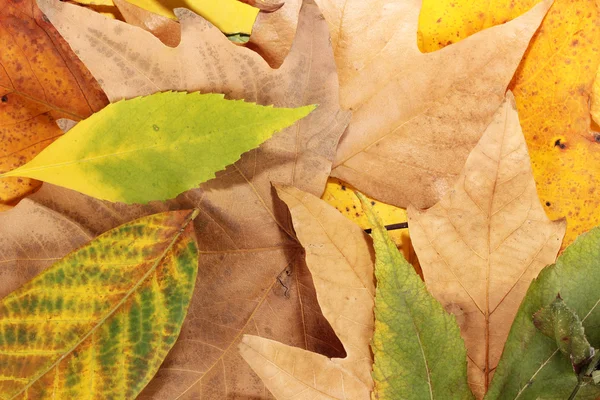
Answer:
top-left (568, 380), bottom-right (582, 400)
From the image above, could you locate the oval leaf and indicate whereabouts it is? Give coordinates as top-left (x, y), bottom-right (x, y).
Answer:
top-left (0, 210), bottom-right (198, 399)
top-left (1, 92), bottom-right (315, 203)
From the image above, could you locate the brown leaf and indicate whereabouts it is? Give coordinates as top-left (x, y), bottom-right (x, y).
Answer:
top-left (0, 0), bottom-right (107, 209)
top-left (10, 0), bottom-right (351, 397)
top-left (407, 93), bottom-right (566, 398)
top-left (251, 0), bottom-right (550, 209)
top-left (112, 0), bottom-right (181, 47)
top-left (240, 185), bottom-right (374, 399)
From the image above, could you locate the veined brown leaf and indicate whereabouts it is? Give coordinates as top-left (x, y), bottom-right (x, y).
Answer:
top-left (407, 94), bottom-right (566, 398)
top-left (0, 210), bottom-right (198, 399)
top-left (240, 184), bottom-right (375, 399)
top-left (6, 0), bottom-right (350, 397)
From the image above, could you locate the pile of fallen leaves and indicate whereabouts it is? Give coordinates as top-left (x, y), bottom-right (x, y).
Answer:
top-left (2, 0), bottom-right (600, 398)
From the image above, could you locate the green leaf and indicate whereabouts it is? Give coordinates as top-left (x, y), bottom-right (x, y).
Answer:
top-left (1, 92), bottom-right (315, 203)
top-left (358, 193), bottom-right (473, 400)
top-left (533, 296), bottom-right (594, 371)
top-left (0, 210), bottom-right (198, 399)
top-left (486, 227), bottom-right (600, 400)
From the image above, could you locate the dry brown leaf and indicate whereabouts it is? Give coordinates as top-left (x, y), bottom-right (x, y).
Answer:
top-left (113, 0), bottom-right (181, 47)
top-left (240, 185), bottom-right (374, 399)
top-left (250, 0), bottom-right (550, 209)
top-left (9, 0), bottom-right (351, 397)
top-left (407, 93), bottom-right (566, 398)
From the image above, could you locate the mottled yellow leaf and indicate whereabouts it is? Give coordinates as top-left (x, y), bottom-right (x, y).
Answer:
top-left (407, 94), bottom-right (566, 398)
top-left (418, 0), bottom-right (600, 250)
top-left (0, 210), bottom-right (198, 399)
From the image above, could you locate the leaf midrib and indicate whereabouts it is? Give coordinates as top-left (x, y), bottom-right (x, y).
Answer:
top-left (8, 210), bottom-right (197, 400)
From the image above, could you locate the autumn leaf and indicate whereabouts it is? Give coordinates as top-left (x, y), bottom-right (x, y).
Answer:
top-left (112, 0), bottom-right (180, 47)
top-left (71, 0), bottom-right (259, 33)
top-left (0, 0), bottom-right (107, 210)
top-left (487, 228), bottom-right (600, 400)
top-left (10, 0), bottom-right (351, 397)
top-left (359, 193), bottom-right (473, 399)
top-left (0, 209), bottom-right (198, 399)
top-left (533, 296), bottom-right (594, 372)
top-left (407, 94), bottom-right (566, 398)
top-left (1, 92), bottom-right (315, 203)
top-left (418, 0), bottom-right (600, 250)
top-left (239, 185), bottom-right (375, 399)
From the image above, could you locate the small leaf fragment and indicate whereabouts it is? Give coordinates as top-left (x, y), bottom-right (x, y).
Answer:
top-left (533, 296), bottom-right (594, 372)
top-left (1, 92), bottom-right (315, 203)
top-left (0, 210), bottom-right (199, 399)
top-left (359, 193), bottom-right (473, 400)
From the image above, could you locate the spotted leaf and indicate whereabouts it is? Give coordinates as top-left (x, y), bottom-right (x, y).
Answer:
top-left (0, 210), bottom-right (199, 399)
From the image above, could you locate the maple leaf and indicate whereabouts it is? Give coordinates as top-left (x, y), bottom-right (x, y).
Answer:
top-left (240, 185), bottom-right (375, 399)
top-left (407, 94), bottom-right (566, 398)
top-left (250, 0), bottom-right (550, 209)
top-left (7, 0), bottom-right (351, 397)
top-left (0, 0), bottom-right (107, 210)
top-left (418, 0), bottom-right (600, 250)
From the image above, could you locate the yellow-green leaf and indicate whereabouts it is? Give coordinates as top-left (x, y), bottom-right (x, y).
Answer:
top-left (0, 92), bottom-right (315, 204)
top-left (0, 209), bottom-right (198, 399)
top-left (359, 193), bottom-right (473, 400)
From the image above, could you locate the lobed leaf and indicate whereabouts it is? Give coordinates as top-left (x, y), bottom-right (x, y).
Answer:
top-left (240, 185), bottom-right (375, 399)
top-left (1, 92), bottom-right (315, 204)
top-left (407, 94), bottom-right (566, 398)
top-left (0, 210), bottom-right (198, 399)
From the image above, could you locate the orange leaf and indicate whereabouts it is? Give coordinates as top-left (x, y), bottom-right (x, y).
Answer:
top-left (0, 0), bottom-right (107, 209)
top-left (418, 0), bottom-right (600, 250)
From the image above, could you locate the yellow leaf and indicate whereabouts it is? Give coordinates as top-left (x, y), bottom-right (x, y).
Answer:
top-left (418, 0), bottom-right (600, 249)
top-left (240, 184), bottom-right (375, 399)
top-left (73, 0), bottom-right (259, 34)
top-left (0, 210), bottom-right (198, 399)
top-left (407, 94), bottom-right (566, 398)
top-left (321, 178), bottom-right (421, 275)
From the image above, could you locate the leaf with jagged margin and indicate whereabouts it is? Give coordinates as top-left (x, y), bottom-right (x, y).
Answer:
top-left (0, 92), bottom-right (314, 204)
top-left (486, 228), bottom-right (600, 400)
top-left (0, 210), bottom-right (198, 399)
top-left (359, 193), bottom-right (473, 400)
top-left (239, 184), bottom-right (375, 399)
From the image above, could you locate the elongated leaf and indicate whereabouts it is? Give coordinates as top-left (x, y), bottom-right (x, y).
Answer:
top-left (0, 209), bottom-right (198, 399)
top-left (239, 185), bottom-right (375, 399)
top-left (1, 92), bottom-right (315, 203)
top-left (359, 193), bottom-right (472, 400)
top-left (486, 228), bottom-right (600, 400)
top-left (408, 94), bottom-right (566, 397)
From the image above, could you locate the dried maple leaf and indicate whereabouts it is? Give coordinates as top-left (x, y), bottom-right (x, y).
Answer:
top-left (418, 0), bottom-right (600, 251)
top-left (8, 0), bottom-right (351, 397)
top-left (250, 0), bottom-right (550, 209)
top-left (240, 185), bottom-right (375, 399)
top-left (0, 0), bottom-right (107, 210)
top-left (407, 94), bottom-right (566, 398)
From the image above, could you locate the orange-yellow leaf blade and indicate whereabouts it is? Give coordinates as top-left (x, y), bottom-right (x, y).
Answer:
top-left (0, 210), bottom-right (198, 399)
